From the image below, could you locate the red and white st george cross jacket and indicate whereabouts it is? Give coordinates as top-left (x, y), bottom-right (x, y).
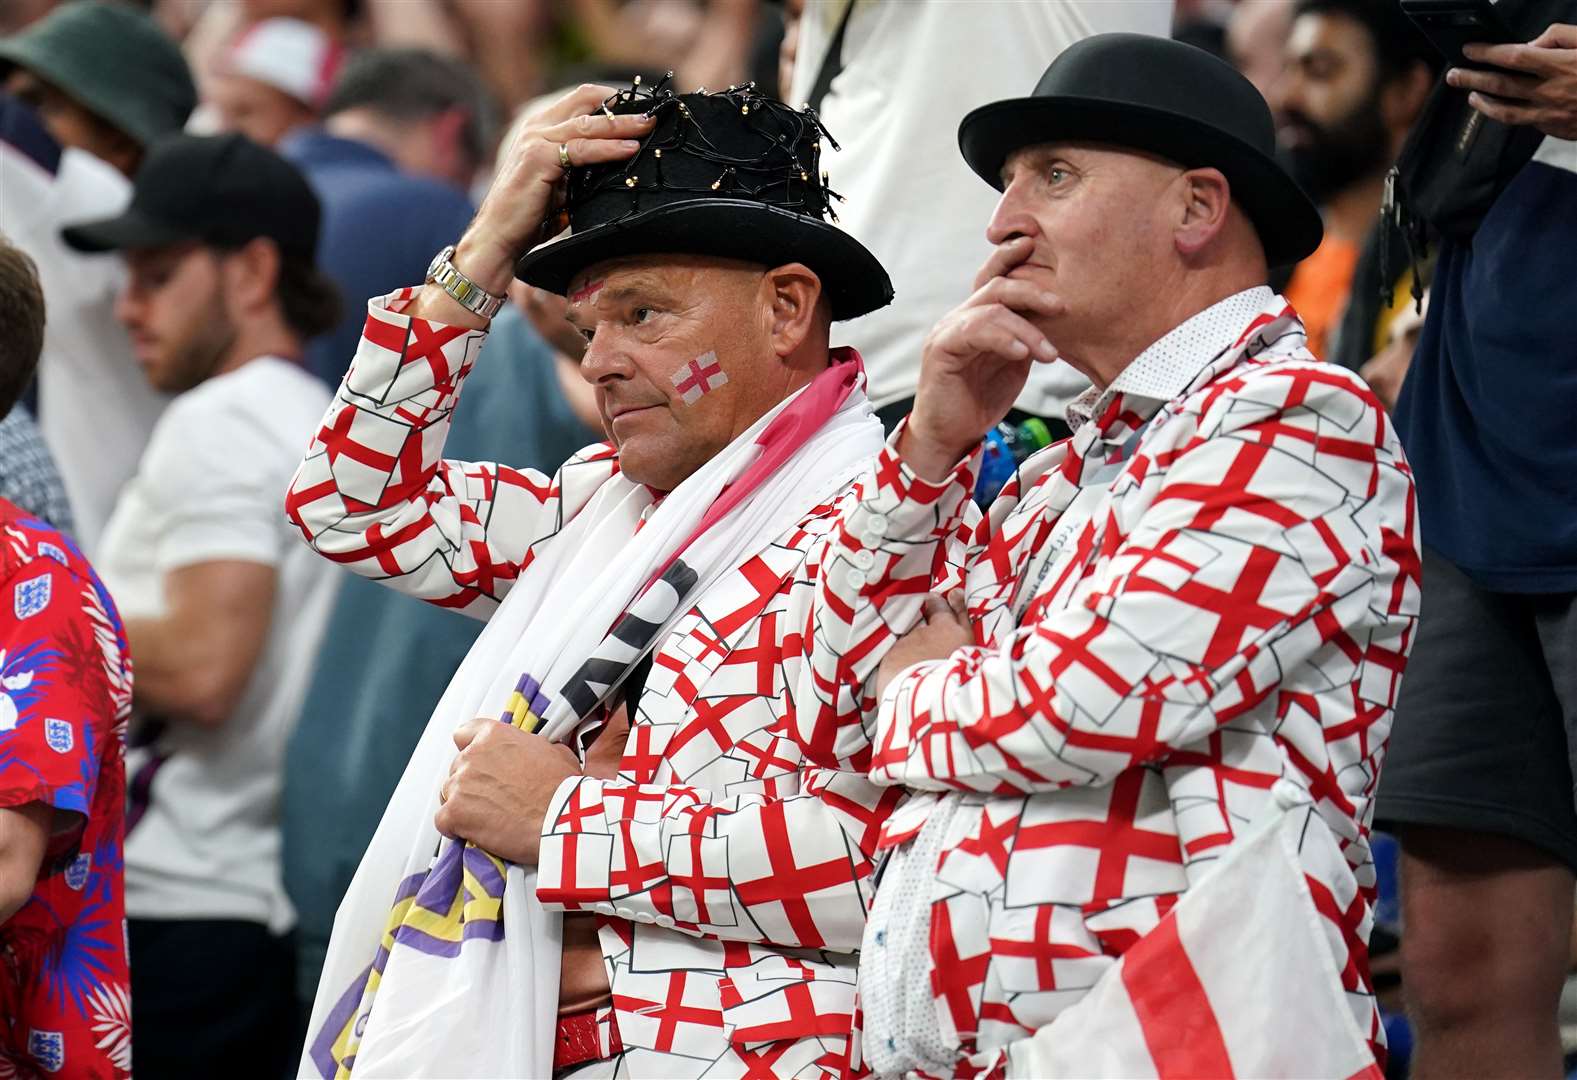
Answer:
top-left (804, 289), bottom-right (1422, 1078)
top-left (284, 289), bottom-right (909, 1078)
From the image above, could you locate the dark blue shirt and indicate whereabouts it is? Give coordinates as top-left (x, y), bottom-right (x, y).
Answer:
top-left (1394, 146), bottom-right (1577, 594)
top-left (280, 129), bottom-right (476, 386)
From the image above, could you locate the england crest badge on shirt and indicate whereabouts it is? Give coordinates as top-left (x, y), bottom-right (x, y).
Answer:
top-left (45, 717), bottom-right (73, 754)
top-left (64, 852), bottom-right (91, 891)
top-left (29, 1028), bottom-right (64, 1072)
top-left (13, 573), bottom-right (51, 619)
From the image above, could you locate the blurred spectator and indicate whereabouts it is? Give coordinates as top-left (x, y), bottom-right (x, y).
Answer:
top-left (284, 294), bottom-right (599, 1020)
top-left (0, 1), bottom-right (195, 555)
top-left (0, 235), bottom-right (134, 1080)
top-left (1272, 0), bottom-right (1436, 359)
top-left (0, 0), bottom-right (193, 176)
top-left (61, 134), bottom-right (339, 1077)
top-left (1376, 11), bottom-right (1577, 1077)
top-left (208, 16), bottom-right (344, 146)
top-left (1226, 0), bottom-right (1295, 100)
top-left (786, 0), bottom-right (1174, 435)
top-left (1357, 285), bottom-right (1425, 412)
top-left (280, 47), bottom-right (487, 385)
top-left (1173, 14), bottom-right (1227, 60)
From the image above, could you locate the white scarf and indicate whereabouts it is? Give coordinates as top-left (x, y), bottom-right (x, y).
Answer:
top-left (301, 358), bottom-right (883, 1078)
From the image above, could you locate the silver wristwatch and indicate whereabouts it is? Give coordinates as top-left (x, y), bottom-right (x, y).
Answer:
top-left (426, 244), bottom-right (506, 319)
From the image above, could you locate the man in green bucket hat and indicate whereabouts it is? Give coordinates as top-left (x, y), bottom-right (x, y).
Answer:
top-left (0, 0), bottom-right (195, 177)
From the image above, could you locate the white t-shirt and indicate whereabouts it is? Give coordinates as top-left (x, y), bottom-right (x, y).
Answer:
top-left (788, 0), bottom-right (1175, 415)
top-left (99, 357), bottom-right (338, 933)
top-left (0, 141), bottom-right (170, 554)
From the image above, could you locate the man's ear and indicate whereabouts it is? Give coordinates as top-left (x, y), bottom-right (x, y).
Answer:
top-left (762, 262), bottom-right (825, 359)
top-left (224, 237), bottom-right (282, 311)
top-left (1174, 167), bottom-right (1232, 258)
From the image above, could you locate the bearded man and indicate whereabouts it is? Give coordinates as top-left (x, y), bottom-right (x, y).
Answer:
top-left (288, 80), bottom-right (902, 1078)
top-left (1271, 0), bottom-right (1437, 361)
top-left (800, 34), bottom-right (1421, 1077)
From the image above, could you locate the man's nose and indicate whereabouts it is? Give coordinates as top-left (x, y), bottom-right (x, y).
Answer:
top-left (113, 287), bottom-right (140, 329)
top-left (579, 331), bottom-right (634, 384)
top-left (985, 180), bottom-right (1039, 247)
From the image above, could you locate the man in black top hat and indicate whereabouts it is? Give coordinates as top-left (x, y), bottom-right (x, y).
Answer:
top-left (61, 133), bottom-right (342, 1079)
top-left (807, 34), bottom-right (1420, 1075)
top-left (286, 82), bottom-right (908, 1077)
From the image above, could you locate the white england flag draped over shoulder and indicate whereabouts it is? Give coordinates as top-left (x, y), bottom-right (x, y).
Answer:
top-left (1006, 783), bottom-right (1385, 1080)
top-left (300, 354), bottom-right (883, 1078)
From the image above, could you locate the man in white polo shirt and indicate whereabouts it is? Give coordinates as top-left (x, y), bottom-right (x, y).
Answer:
top-left (63, 133), bottom-right (340, 1078)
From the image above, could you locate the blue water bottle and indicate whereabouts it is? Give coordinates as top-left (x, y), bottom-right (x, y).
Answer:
top-left (973, 417), bottom-right (1054, 505)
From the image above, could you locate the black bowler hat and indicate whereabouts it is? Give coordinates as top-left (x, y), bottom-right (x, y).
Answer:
top-left (515, 78), bottom-right (893, 322)
top-left (61, 133), bottom-right (320, 259)
top-left (958, 33), bottom-right (1323, 269)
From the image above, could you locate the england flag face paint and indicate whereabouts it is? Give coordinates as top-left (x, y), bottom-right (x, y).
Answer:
top-left (568, 279), bottom-right (604, 306)
top-left (670, 352), bottom-right (729, 405)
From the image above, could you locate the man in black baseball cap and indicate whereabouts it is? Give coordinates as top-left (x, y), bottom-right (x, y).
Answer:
top-left (64, 132), bottom-right (338, 391)
top-left (61, 132), bottom-right (343, 1078)
top-left (815, 33), bottom-right (1417, 1075)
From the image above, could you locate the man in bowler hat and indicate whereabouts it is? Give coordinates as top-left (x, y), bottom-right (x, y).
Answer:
top-left (806, 33), bottom-right (1422, 1076)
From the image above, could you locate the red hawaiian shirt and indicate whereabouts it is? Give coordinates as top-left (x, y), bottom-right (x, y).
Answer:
top-left (0, 499), bottom-right (133, 1079)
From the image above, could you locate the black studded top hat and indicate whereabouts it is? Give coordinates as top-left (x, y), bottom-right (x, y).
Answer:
top-left (514, 77), bottom-right (893, 322)
top-left (958, 33), bottom-right (1324, 269)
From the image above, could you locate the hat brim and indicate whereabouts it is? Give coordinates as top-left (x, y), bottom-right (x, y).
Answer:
top-left (958, 96), bottom-right (1323, 269)
top-left (60, 207), bottom-right (195, 254)
top-left (514, 200), bottom-right (894, 322)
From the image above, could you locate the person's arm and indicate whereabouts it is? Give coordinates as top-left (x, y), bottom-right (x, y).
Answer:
top-left (287, 85), bottom-right (653, 616)
top-left (0, 802), bottom-right (50, 923)
top-left (871, 369), bottom-right (1420, 793)
top-left (283, 286), bottom-right (618, 618)
top-left (789, 429), bottom-right (982, 772)
top-left (123, 561), bottom-right (274, 728)
top-left (537, 764), bottom-right (903, 952)
top-left (0, 553), bottom-right (128, 921)
top-left (437, 710), bottom-right (902, 951)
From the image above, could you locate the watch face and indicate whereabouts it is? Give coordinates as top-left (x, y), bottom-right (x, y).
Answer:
top-left (428, 244), bottom-right (455, 280)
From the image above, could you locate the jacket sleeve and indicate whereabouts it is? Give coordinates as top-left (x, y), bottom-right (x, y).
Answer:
top-left (790, 425), bottom-right (982, 772)
top-left (870, 371), bottom-right (1420, 794)
top-left (284, 287), bottom-right (617, 619)
top-left (536, 764), bottom-right (904, 953)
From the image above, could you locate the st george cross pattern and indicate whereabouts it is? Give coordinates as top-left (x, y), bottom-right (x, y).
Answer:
top-left (671, 352), bottom-right (729, 405)
top-left (802, 289), bottom-right (1420, 1077)
top-left (284, 287), bottom-right (931, 1078)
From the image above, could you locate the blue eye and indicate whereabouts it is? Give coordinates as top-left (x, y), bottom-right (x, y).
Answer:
top-left (1048, 167), bottom-right (1069, 185)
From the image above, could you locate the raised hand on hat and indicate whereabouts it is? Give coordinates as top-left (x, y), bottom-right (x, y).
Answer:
top-left (1450, 23), bottom-right (1577, 140)
top-left (898, 236), bottom-right (1064, 482)
top-left (413, 84), bottom-right (655, 327)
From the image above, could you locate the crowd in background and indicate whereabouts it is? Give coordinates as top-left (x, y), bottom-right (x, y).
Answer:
top-left (0, 0), bottom-right (1573, 1077)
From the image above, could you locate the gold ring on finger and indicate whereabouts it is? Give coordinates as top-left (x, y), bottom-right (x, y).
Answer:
top-left (558, 143), bottom-right (572, 169)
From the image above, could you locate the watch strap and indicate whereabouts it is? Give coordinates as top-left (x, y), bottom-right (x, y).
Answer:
top-left (428, 245), bottom-right (506, 319)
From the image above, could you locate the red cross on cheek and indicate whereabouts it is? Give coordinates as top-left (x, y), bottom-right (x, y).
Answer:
top-left (671, 352), bottom-right (728, 405)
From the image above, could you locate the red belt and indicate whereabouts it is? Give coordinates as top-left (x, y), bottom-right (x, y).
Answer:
top-left (553, 1008), bottom-right (622, 1073)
